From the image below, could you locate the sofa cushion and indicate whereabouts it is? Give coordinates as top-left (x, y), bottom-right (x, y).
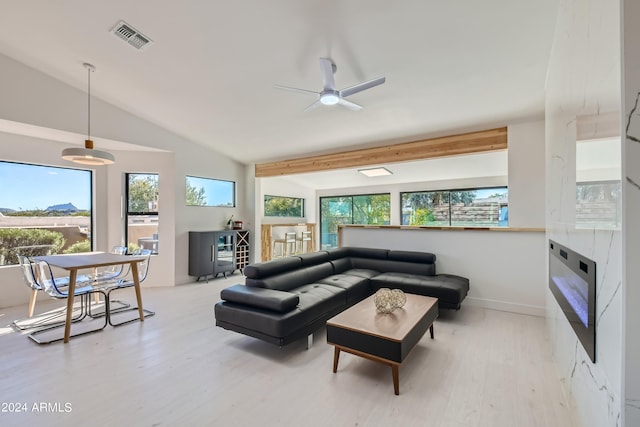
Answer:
top-left (361, 258), bottom-right (436, 276)
top-left (329, 257), bottom-right (353, 274)
top-left (318, 273), bottom-right (371, 303)
top-left (295, 251), bottom-right (331, 266)
top-left (244, 257), bottom-right (303, 279)
top-left (216, 283), bottom-right (346, 338)
top-left (370, 272), bottom-right (469, 308)
top-left (346, 247), bottom-right (389, 259)
top-left (246, 262), bottom-right (335, 292)
top-left (325, 247), bottom-right (351, 260)
top-left (388, 250), bottom-right (436, 264)
top-left (341, 268), bottom-right (380, 279)
top-left (220, 284), bottom-right (299, 313)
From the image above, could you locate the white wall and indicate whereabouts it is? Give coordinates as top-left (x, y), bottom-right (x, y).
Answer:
top-left (0, 53), bottom-right (249, 308)
top-left (342, 227), bottom-right (546, 315)
top-left (259, 176), bottom-right (317, 223)
top-left (622, 0), bottom-right (640, 423)
top-left (545, 0), bottom-right (623, 425)
top-left (254, 175), bottom-right (316, 260)
top-left (316, 120), bottom-right (547, 315)
top-left (508, 121), bottom-right (546, 228)
top-left (316, 121), bottom-right (545, 228)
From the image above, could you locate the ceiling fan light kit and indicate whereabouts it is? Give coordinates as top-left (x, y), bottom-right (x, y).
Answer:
top-left (320, 92), bottom-right (340, 105)
top-left (61, 62), bottom-right (115, 166)
top-left (276, 57), bottom-right (385, 111)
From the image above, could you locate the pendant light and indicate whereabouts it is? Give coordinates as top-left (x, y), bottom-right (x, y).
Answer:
top-left (61, 63), bottom-right (115, 165)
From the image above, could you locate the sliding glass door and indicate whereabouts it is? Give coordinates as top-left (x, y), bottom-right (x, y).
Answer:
top-left (319, 194), bottom-right (390, 249)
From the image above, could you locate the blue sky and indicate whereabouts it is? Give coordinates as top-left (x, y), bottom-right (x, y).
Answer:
top-left (0, 161), bottom-right (91, 211)
top-left (186, 176), bottom-right (234, 206)
top-left (474, 187), bottom-right (508, 199)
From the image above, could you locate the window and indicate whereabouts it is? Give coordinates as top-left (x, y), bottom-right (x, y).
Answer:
top-left (401, 187), bottom-right (508, 227)
top-left (126, 173), bottom-right (159, 254)
top-left (320, 193), bottom-right (390, 249)
top-left (0, 161), bottom-right (92, 265)
top-left (186, 175), bottom-right (235, 207)
top-left (264, 195), bottom-right (305, 217)
top-left (576, 180), bottom-right (621, 228)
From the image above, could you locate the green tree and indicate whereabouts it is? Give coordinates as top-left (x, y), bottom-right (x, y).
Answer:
top-left (128, 175), bottom-right (158, 212)
top-left (410, 208), bottom-right (435, 225)
top-left (449, 190), bottom-right (476, 205)
top-left (264, 196), bottom-right (303, 217)
top-left (404, 190), bottom-right (476, 210)
top-left (186, 181), bottom-right (207, 206)
top-left (353, 194), bottom-right (390, 225)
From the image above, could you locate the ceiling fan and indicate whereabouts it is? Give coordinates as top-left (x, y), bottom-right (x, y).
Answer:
top-left (275, 57), bottom-right (385, 111)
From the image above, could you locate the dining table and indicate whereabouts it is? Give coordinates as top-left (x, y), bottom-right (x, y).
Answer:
top-left (32, 252), bottom-right (149, 343)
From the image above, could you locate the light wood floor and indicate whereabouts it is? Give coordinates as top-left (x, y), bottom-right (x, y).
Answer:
top-left (0, 275), bottom-right (577, 427)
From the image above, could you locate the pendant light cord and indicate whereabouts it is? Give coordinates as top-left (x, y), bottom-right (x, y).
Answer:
top-left (87, 65), bottom-right (91, 140)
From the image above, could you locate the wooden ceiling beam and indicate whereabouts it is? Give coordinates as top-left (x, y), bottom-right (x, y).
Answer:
top-left (254, 127), bottom-right (507, 177)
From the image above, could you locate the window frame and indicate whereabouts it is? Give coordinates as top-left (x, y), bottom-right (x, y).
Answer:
top-left (125, 173), bottom-right (159, 254)
top-left (264, 195), bottom-right (305, 217)
top-left (185, 175), bottom-right (236, 208)
top-left (0, 160), bottom-right (93, 265)
top-left (400, 186), bottom-right (509, 227)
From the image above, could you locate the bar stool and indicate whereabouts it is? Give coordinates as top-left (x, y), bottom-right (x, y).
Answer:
top-left (295, 231), bottom-right (312, 254)
top-left (273, 232), bottom-right (297, 258)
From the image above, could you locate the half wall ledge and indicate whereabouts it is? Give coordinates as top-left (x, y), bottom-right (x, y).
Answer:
top-left (339, 224), bottom-right (545, 232)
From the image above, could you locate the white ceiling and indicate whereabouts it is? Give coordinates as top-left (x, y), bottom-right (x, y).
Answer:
top-left (0, 1), bottom-right (558, 185)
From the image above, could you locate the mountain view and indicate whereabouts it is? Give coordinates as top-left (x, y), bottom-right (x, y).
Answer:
top-left (45, 203), bottom-right (78, 212)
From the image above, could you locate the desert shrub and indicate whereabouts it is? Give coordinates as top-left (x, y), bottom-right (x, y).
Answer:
top-left (0, 228), bottom-right (65, 265)
top-left (63, 240), bottom-right (91, 254)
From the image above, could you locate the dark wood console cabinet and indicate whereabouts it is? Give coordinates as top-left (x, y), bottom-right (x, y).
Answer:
top-left (189, 230), bottom-right (250, 282)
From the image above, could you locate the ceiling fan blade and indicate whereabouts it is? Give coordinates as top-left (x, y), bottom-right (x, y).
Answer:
top-left (274, 84), bottom-right (320, 97)
top-left (304, 99), bottom-right (323, 112)
top-left (319, 57), bottom-right (336, 90)
top-left (339, 76), bottom-right (386, 98)
top-left (338, 98), bottom-right (363, 111)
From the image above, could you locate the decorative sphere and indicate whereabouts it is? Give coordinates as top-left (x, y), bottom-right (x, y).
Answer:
top-left (373, 288), bottom-right (407, 314)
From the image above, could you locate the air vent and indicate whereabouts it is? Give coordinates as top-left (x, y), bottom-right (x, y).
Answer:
top-left (111, 20), bottom-right (153, 50)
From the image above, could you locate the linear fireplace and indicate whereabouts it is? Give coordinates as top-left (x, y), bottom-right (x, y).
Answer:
top-left (549, 240), bottom-right (597, 362)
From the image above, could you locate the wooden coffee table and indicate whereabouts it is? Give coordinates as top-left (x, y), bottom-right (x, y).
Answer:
top-left (326, 293), bottom-right (438, 395)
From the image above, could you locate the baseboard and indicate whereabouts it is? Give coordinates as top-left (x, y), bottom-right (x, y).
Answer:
top-left (464, 296), bottom-right (545, 317)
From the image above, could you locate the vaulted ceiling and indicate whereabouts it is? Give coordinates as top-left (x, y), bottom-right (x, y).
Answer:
top-left (0, 1), bottom-right (558, 166)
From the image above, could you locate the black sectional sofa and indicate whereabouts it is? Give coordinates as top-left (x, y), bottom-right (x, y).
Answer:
top-left (214, 247), bottom-right (469, 346)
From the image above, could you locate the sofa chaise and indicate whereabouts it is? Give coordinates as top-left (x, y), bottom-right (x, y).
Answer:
top-left (214, 247), bottom-right (469, 346)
